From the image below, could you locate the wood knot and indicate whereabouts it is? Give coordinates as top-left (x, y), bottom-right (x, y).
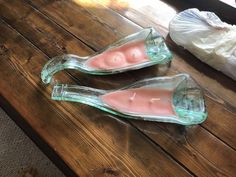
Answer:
top-left (91, 167), bottom-right (120, 176)
top-left (0, 45), bottom-right (9, 55)
top-left (102, 167), bottom-right (120, 176)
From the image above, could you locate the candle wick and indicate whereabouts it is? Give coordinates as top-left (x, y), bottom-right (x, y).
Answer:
top-left (150, 98), bottom-right (161, 103)
top-left (129, 92), bottom-right (136, 101)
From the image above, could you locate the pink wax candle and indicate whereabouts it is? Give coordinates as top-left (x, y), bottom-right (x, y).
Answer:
top-left (101, 88), bottom-right (176, 117)
top-left (87, 40), bottom-right (149, 70)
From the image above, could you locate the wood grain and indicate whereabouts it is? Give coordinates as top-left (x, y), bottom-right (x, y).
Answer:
top-left (25, 0), bottom-right (236, 153)
top-left (0, 0), bottom-right (236, 176)
top-left (61, 0), bottom-right (236, 148)
top-left (0, 15), bottom-right (191, 177)
top-left (90, 0), bottom-right (236, 150)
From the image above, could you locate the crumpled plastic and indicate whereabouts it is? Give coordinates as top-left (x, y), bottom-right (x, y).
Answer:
top-left (169, 8), bottom-right (236, 80)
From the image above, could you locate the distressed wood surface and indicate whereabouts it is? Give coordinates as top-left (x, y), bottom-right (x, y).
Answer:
top-left (0, 0), bottom-right (236, 176)
top-left (0, 19), bottom-right (191, 177)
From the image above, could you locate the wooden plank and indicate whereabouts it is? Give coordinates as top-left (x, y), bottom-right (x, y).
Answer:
top-left (25, 0), bottom-right (236, 149)
top-left (25, 0), bottom-right (141, 50)
top-left (0, 18), bottom-right (192, 177)
top-left (131, 119), bottom-right (236, 177)
top-left (1, 0), bottom-right (236, 176)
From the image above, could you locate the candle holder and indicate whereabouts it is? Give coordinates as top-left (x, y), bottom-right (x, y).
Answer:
top-left (41, 27), bottom-right (172, 84)
top-left (51, 74), bottom-right (207, 125)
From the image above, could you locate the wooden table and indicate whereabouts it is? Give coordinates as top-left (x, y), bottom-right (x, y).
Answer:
top-left (0, 0), bottom-right (236, 176)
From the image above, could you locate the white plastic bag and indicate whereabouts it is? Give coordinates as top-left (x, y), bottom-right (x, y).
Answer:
top-left (169, 8), bottom-right (236, 80)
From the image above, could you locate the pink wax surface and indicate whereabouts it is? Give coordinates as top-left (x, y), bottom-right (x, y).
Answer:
top-left (101, 88), bottom-right (176, 117)
top-left (87, 40), bottom-right (149, 70)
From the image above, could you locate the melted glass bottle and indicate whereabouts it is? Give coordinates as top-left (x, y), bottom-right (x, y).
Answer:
top-left (41, 27), bottom-right (172, 84)
top-left (51, 74), bottom-right (207, 125)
